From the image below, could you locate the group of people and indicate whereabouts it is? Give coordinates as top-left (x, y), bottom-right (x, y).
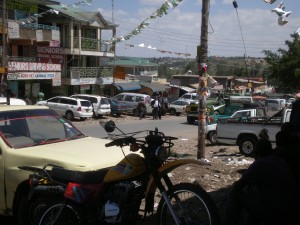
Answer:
top-left (224, 93), bottom-right (300, 225)
top-left (136, 95), bottom-right (166, 120)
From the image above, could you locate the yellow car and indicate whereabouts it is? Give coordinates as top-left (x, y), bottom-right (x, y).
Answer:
top-left (0, 105), bottom-right (130, 224)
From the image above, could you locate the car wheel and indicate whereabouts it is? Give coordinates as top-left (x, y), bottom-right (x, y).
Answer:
top-left (80, 117), bottom-right (86, 121)
top-left (239, 137), bottom-right (256, 157)
top-left (169, 108), bottom-right (176, 115)
top-left (116, 113), bottom-right (122, 117)
top-left (65, 111), bottom-right (74, 121)
top-left (187, 116), bottom-right (195, 124)
top-left (208, 131), bottom-right (217, 145)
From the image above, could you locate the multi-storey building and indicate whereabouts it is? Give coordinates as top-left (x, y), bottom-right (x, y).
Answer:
top-left (2, 0), bottom-right (116, 102)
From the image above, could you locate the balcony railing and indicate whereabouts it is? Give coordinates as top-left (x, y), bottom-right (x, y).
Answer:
top-left (73, 37), bottom-right (113, 52)
top-left (68, 67), bottom-right (101, 78)
top-left (20, 23), bottom-right (59, 31)
top-left (8, 56), bottom-right (36, 62)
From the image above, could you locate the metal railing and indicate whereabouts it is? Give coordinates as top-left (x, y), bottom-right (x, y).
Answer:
top-left (68, 67), bottom-right (101, 78)
top-left (73, 37), bottom-right (113, 52)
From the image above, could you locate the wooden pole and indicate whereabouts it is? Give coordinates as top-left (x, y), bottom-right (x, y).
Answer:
top-left (197, 0), bottom-right (210, 159)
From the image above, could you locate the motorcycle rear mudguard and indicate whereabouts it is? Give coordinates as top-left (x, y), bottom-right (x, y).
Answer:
top-left (143, 159), bottom-right (210, 213)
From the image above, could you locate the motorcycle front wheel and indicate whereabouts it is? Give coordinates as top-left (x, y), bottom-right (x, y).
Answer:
top-left (156, 183), bottom-right (220, 225)
top-left (37, 200), bottom-right (84, 225)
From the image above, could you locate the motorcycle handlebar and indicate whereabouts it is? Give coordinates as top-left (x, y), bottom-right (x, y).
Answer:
top-left (105, 136), bottom-right (136, 147)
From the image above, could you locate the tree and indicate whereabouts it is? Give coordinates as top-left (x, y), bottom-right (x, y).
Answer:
top-left (263, 34), bottom-right (300, 93)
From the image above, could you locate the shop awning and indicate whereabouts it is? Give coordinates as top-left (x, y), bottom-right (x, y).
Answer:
top-left (114, 82), bottom-right (141, 91)
top-left (169, 85), bottom-right (196, 93)
top-left (140, 82), bottom-right (167, 92)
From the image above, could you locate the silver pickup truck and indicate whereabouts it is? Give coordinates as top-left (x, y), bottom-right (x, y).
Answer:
top-left (216, 108), bottom-right (291, 157)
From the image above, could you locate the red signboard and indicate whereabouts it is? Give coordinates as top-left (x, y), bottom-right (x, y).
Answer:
top-left (36, 46), bottom-right (64, 64)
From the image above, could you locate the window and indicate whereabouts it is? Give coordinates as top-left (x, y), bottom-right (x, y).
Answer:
top-left (114, 95), bottom-right (124, 101)
top-left (125, 95), bottom-right (134, 102)
top-left (136, 96), bottom-right (144, 102)
top-left (80, 101), bottom-right (91, 107)
top-left (101, 98), bottom-right (109, 104)
top-left (48, 98), bottom-right (60, 103)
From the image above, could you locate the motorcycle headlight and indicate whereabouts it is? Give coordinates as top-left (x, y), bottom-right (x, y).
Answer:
top-left (155, 146), bottom-right (168, 162)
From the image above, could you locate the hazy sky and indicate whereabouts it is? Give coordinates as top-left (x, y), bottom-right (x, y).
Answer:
top-left (61, 0), bottom-right (299, 59)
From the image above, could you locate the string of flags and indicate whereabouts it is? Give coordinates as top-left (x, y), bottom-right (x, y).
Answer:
top-left (125, 43), bottom-right (192, 57)
top-left (110, 0), bottom-right (183, 44)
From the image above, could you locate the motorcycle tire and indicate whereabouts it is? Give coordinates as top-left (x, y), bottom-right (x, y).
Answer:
top-left (156, 183), bottom-right (220, 225)
top-left (37, 199), bottom-right (84, 225)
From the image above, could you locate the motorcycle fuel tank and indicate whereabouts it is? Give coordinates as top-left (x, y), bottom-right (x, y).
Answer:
top-left (103, 154), bottom-right (146, 182)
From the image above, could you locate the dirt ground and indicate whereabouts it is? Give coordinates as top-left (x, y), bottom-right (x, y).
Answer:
top-left (169, 136), bottom-right (253, 223)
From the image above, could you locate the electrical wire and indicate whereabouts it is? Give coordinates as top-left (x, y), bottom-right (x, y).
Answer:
top-left (232, 0), bottom-right (249, 79)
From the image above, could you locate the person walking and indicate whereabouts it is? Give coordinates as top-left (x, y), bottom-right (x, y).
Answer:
top-left (136, 101), bottom-right (146, 120)
top-left (152, 96), bottom-right (161, 120)
top-left (37, 90), bottom-right (45, 101)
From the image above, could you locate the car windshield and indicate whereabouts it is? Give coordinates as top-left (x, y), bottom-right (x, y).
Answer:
top-left (0, 109), bottom-right (84, 149)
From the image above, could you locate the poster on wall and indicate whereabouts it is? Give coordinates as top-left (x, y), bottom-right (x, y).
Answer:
top-left (32, 83), bottom-right (40, 98)
top-left (36, 30), bottom-right (43, 42)
top-left (8, 21), bottom-right (20, 39)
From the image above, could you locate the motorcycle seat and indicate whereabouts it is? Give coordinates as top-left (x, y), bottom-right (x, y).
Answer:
top-left (49, 167), bottom-right (109, 184)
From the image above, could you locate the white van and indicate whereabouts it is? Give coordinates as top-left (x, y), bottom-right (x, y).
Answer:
top-left (265, 98), bottom-right (286, 111)
top-left (70, 94), bottom-right (111, 117)
top-left (112, 93), bottom-right (152, 114)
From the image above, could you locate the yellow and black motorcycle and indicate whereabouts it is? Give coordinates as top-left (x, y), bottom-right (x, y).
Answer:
top-left (20, 120), bottom-right (220, 225)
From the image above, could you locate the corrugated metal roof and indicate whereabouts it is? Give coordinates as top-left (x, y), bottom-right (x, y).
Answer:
top-left (114, 82), bottom-right (141, 91)
top-left (46, 4), bottom-right (116, 27)
top-left (140, 82), bottom-right (166, 92)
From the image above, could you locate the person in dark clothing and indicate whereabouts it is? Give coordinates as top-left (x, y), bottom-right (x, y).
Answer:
top-left (290, 93), bottom-right (300, 133)
top-left (274, 122), bottom-right (300, 194)
top-left (224, 129), bottom-right (300, 225)
top-left (136, 101), bottom-right (146, 120)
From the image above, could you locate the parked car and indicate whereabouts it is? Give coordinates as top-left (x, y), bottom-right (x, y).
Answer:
top-left (108, 98), bottom-right (127, 116)
top-left (168, 100), bottom-right (193, 116)
top-left (0, 105), bottom-right (134, 224)
top-left (0, 97), bottom-right (26, 105)
top-left (112, 92), bottom-right (152, 114)
top-left (70, 94), bottom-right (111, 117)
top-left (36, 96), bottom-right (93, 121)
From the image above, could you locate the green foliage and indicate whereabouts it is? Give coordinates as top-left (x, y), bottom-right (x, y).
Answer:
top-left (263, 34), bottom-right (300, 93)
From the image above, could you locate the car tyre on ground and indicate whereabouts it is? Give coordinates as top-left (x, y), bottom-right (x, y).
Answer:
top-left (239, 137), bottom-right (256, 157)
top-left (169, 108), bottom-right (176, 116)
top-left (66, 111), bottom-right (74, 121)
top-left (208, 131), bottom-right (217, 145)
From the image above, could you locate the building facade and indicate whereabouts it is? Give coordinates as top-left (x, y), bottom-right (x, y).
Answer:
top-left (2, 0), bottom-right (116, 103)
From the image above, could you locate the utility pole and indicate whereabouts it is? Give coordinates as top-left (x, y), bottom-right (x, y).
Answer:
top-left (197, 0), bottom-right (209, 159)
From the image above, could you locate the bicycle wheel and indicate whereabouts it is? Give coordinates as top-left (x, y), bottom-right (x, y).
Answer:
top-left (37, 200), bottom-right (84, 225)
top-left (156, 183), bottom-right (220, 225)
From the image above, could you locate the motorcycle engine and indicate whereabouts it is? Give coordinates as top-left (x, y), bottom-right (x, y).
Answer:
top-left (102, 181), bottom-right (139, 224)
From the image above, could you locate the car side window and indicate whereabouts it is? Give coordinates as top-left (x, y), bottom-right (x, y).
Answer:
top-left (114, 95), bottom-right (124, 101)
top-left (125, 95), bottom-right (134, 102)
top-left (48, 98), bottom-right (60, 103)
top-left (136, 96), bottom-right (143, 102)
